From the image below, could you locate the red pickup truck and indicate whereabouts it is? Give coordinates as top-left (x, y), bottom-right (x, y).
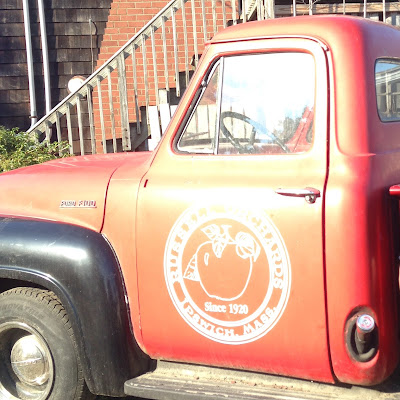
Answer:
top-left (1, 14), bottom-right (400, 400)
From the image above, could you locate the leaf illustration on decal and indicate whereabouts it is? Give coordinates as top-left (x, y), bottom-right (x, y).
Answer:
top-left (183, 253), bottom-right (200, 281)
top-left (202, 224), bottom-right (233, 258)
top-left (201, 224), bottom-right (221, 241)
top-left (235, 232), bottom-right (260, 262)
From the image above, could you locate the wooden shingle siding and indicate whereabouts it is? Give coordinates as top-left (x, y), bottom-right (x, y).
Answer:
top-left (0, 0), bottom-right (112, 131)
top-left (0, 23), bottom-right (25, 37)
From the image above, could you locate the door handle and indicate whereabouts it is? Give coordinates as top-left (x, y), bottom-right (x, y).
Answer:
top-left (275, 187), bottom-right (320, 204)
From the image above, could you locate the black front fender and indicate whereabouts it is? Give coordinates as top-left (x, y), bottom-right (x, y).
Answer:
top-left (0, 217), bottom-right (149, 396)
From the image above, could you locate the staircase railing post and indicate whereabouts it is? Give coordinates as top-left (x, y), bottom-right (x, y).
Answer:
top-left (182, 0), bottom-right (190, 87)
top-left (171, 7), bottom-right (180, 98)
top-left (201, 0), bottom-right (208, 40)
top-left (266, 0), bottom-right (275, 18)
top-left (131, 44), bottom-right (142, 137)
top-left (106, 67), bottom-right (117, 153)
top-left (117, 52), bottom-right (131, 151)
top-left (231, 0), bottom-right (237, 25)
top-left (86, 84), bottom-right (97, 154)
top-left (96, 76), bottom-right (107, 153)
top-left (66, 103), bottom-right (74, 155)
top-left (383, 0), bottom-right (386, 22)
top-left (55, 111), bottom-right (62, 156)
top-left (76, 94), bottom-right (85, 155)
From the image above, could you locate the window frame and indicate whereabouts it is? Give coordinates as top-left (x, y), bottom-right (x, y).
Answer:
top-left (175, 59), bottom-right (223, 154)
top-left (172, 48), bottom-right (318, 157)
top-left (375, 57), bottom-right (400, 123)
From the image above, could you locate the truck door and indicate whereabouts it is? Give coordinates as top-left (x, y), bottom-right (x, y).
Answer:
top-left (136, 38), bottom-right (332, 382)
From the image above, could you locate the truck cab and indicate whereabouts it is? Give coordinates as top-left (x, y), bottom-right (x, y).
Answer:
top-left (119, 15), bottom-right (399, 387)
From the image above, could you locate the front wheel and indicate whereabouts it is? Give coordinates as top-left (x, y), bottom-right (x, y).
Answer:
top-left (0, 287), bottom-right (92, 400)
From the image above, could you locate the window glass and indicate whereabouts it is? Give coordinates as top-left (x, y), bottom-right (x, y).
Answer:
top-left (177, 52), bottom-right (315, 155)
top-left (177, 64), bottom-right (220, 153)
top-left (376, 60), bottom-right (400, 122)
top-left (218, 53), bottom-right (315, 155)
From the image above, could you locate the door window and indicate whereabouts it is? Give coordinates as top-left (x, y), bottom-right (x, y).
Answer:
top-left (178, 52), bottom-right (315, 155)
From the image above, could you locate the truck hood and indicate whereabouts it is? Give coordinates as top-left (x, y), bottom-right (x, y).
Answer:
top-left (0, 152), bottom-right (152, 231)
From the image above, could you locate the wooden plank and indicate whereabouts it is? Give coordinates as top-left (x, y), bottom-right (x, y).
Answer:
top-left (0, 63), bottom-right (27, 77)
top-left (148, 106), bottom-right (161, 150)
top-left (0, 75), bottom-right (28, 89)
top-left (265, 0), bottom-right (275, 18)
top-left (0, 37), bottom-right (25, 51)
top-left (0, 101), bottom-right (29, 116)
top-left (194, 104), bottom-right (214, 135)
top-left (0, 23), bottom-right (24, 37)
top-left (0, 10), bottom-right (24, 23)
top-left (170, 105), bottom-right (178, 116)
top-left (160, 104), bottom-right (171, 133)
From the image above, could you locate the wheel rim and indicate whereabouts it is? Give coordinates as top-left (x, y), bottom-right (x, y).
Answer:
top-left (0, 322), bottom-right (54, 400)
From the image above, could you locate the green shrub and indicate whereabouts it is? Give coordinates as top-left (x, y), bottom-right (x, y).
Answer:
top-left (0, 126), bottom-right (70, 173)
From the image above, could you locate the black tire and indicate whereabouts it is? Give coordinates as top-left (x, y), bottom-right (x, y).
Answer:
top-left (0, 287), bottom-right (93, 400)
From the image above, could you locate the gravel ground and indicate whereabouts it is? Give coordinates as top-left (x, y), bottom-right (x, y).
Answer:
top-left (97, 396), bottom-right (145, 400)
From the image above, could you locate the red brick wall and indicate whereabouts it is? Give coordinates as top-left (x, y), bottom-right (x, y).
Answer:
top-left (97, 1), bottom-right (170, 63)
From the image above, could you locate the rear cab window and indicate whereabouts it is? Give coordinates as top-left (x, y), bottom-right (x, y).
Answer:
top-left (376, 59), bottom-right (400, 122)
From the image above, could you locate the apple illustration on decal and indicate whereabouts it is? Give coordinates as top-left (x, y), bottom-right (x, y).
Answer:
top-left (184, 224), bottom-right (260, 301)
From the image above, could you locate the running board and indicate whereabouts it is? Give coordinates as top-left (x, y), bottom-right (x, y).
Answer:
top-left (124, 361), bottom-right (400, 400)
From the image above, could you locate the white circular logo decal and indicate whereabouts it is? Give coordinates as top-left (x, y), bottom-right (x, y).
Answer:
top-left (164, 205), bottom-right (291, 345)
